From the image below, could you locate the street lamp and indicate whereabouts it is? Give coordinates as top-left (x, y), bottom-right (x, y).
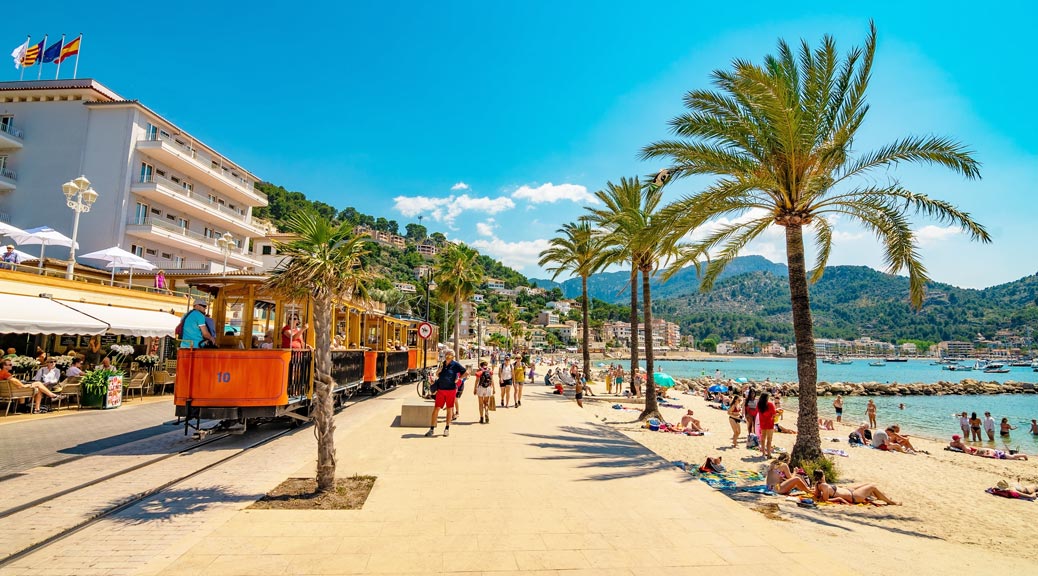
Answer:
top-left (217, 231), bottom-right (234, 272)
top-left (63, 175), bottom-right (99, 280)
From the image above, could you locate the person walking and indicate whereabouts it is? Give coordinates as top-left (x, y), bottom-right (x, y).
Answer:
top-left (426, 351), bottom-right (467, 437)
top-left (983, 411), bottom-right (996, 441)
top-left (727, 397), bottom-right (743, 448)
top-left (474, 360), bottom-right (495, 423)
top-left (833, 395), bottom-right (844, 423)
top-left (498, 354), bottom-right (513, 408)
top-left (512, 355), bottom-right (525, 407)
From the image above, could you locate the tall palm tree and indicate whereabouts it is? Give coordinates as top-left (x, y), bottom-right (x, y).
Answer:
top-left (433, 243), bottom-right (484, 358)
top-left (539, 219), bottom-right (604, 382)
top-left (643, 23), bottom-right (987, 463)
top-left (495, 301), bottom-right (517, 351)
top-left (267, 211), bottom-right (370, 493)
top-left (588, 177), bottom-right (668, 420)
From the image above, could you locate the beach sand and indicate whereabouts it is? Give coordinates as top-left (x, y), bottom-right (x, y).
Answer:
top-left (571, 382), bottom-right (1038, 576)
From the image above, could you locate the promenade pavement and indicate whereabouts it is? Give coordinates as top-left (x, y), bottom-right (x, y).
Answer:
top-left (149, 381), bottom-right (855, 575)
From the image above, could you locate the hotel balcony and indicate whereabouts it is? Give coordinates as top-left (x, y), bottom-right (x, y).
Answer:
top-left (125, 216), bottom-right (262, 269)
top-left (0, 166), bottom-right (16, 191)
top-left (131, 175), bottom-right (266, 237)
top-left (136, 133), bottom-right (266, 207)
top-left (0, 121), bottom-right (23, 149)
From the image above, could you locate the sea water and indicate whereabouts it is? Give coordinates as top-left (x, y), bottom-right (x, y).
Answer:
top-left (637, 358), bottom-right (1038, 450)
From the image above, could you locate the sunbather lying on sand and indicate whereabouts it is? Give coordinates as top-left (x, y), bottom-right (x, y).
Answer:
top-left (765, 454), bottom-right (810, 495)
top-left (949, 435), bottom-right (1028, 460)
top-left (812, 470), bottom-right (901, 506)
top-left (818, 418), bottom-right (835, 430)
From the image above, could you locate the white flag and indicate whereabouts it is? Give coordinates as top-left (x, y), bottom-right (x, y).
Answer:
top-left (10, 38), bottom-right (29, 69)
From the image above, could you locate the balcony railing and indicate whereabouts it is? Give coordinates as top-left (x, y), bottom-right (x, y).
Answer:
top-left (139, 133), bottom-right (259, 198)
top-left (0, 121), bottom-right (22, 140)
top-left (127, 215), bottom-right (254, 255)
top-left (0, 166), bottom-right (16, 181)
top-left (138, 174), bottom-right (257, 225)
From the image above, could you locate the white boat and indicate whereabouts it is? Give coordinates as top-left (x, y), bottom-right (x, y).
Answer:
top-left (869, 360), bottom-right (886, 367)
top-left (982, 362), bottom-right (1010, 374)
top-left (942, 363), bottom-right (973, 372)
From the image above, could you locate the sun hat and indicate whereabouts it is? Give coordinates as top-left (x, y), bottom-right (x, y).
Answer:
top-left (952, 434), bottom-right (961, 441)
top-left (996, 479), bottom-right (1010, 490)
top-left (193, 298), bottom-right (208, 307)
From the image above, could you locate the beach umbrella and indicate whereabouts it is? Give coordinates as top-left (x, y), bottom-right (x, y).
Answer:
top-left (5, 226), bottom-right (77, 270)
top-left (80, 246), bottom-right (156, 287)
top-left (735, 377), bottom-right (749, 383)
top-left (0, 221), bottom-right (27, 239)
top-left (708, 384), bottom-right (729, 393)
top-left (653, 372), bottom-right (676, 388)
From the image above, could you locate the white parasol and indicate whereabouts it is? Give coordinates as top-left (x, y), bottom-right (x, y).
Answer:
top-left (79, 246), bottom-right (156, 287)
top-left (5, 226), bottom-right (77, 270)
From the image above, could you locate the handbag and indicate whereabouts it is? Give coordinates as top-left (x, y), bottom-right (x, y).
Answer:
top-left (489, 399), bottom-right (496, 411)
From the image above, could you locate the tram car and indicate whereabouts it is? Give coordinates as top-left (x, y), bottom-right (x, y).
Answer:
top-left (173, 274), bottom-right (438, 428)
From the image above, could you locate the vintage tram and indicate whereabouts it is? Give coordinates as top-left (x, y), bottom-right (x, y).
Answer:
top-left (173, 274), bottom-right (438, 429)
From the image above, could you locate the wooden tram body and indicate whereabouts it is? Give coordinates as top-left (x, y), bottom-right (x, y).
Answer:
top-left (174, 275), bottom-right (438, 423)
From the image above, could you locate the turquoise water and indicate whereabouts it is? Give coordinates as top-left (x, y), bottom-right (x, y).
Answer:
top-left (643, 358), bottom-right (1038, 450)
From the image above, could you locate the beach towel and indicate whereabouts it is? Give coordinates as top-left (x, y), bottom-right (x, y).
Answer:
top-left (612, 404), bottom-right (640, 412)
top-left (986, 487), bottom-right (1037, 501)
top-left (823, 449), bottom-right (849, 458)
top-left (661, 402), bottom-right (684, 409)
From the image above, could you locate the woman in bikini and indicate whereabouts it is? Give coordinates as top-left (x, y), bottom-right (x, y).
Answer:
top-left (812, 470), bottom-right (900, 505)
top-left (866, 399), bottom-right (877, 429)
top-left (727, 397), bottom-right (742, 448)
top-left (949, 435), bottom-right (1028, 460)
top-left (744, 388), bottom-right (758, 442)
top-left (969, 412), bottom-right (982, 441)
top-left (765, 454), bottom-right (810, 495)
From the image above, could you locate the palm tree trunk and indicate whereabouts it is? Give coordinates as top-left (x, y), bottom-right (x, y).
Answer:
top-left (453, 295), bottom-right (461, 358)
top-left (628, 266), bottom-right (639, 395)
top-left (312, 293), bottom-right (337, 493)
top-left (639, 265), bottom-right (661, 421)
top-left (785, 225), bottom-right (822, 465)
top-left (581, 275), bottom-right (591, 381)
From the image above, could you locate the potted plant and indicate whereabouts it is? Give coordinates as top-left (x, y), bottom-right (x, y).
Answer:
top-left (135, 354), bottom-right (160, 369)
top-left (9, 355), bottom-right (40, 379)
top-left (80, 367), bottom-right (125, 409)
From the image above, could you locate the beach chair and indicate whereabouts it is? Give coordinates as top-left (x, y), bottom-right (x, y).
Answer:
top-left (58, 376), bottom-right (82, 410)
top-left (124, 372), bottom-right (148, 402)
top-left (0, 379), bottom-right (33, 416)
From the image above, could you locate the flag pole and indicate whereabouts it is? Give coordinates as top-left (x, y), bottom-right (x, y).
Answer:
top-left (54, 34), bottom-right (65, 80)
top-left (19, 36), bottom-right (29, 81)
top-left (72, 34), bottom-right (82, 79)
top-left (36, 35), bottom-right (46, 80)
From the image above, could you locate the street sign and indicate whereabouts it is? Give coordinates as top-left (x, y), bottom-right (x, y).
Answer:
top-left (417, 321), bottom-right (433, 340)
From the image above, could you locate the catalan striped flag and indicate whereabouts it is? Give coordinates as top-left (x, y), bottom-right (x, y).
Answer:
top-left (57, 35), bottom-right (81, 64)
top-left (21, 38), bottom-right (44, 66)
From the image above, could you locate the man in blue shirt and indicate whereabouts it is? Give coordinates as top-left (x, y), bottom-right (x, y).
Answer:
top-left (1, 245), bottom-right (19, 270)
top-left (179, 299), bottom-right (215, 348)
top-left (425, 350), bottom-right (467, 437)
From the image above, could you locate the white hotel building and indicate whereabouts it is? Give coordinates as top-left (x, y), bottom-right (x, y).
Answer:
top-left (0, 79), bottom-right (265, 272)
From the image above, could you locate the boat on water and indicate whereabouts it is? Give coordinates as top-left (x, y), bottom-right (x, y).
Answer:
top-left (1009, 359), bottom-right (1033, 367)
top-left (885, 357), bottom-right (908, 362)
top-left (822, 356), bottom-right (853, 365)
top-left (982, 362), bottom-right (1010, 374)
top-left (942, 363), bottom-right (974, 372)
top-left (1032, 360), bottom-right (1038, 372)
top-left (869, 360), bottom-right (886, 367)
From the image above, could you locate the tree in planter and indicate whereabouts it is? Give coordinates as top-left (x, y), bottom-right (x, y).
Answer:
top-left (266, 211), bottom-right (371, 493)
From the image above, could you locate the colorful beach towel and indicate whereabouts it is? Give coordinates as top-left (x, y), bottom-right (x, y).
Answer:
top-left (986, 487), bottom-right (1037, 501)
top-left (660, 402), bottom-right (684, 409)
top-left (612, 404), bottom-right (640, 412)
top-left (823, 448), bottom-right (849, 458)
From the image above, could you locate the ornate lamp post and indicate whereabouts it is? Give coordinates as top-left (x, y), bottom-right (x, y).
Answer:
top-left (216, 231), bottom-right (235, 272)
top-left (63, 175), bottom-right (99, 280)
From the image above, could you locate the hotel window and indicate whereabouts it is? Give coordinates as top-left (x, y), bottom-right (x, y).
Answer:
top-left (178, 218), bottom-right (189, 229)
top-left (139, 163), bottom-right (153, 183)
top-left (161, 252), bottom-right (172, 260)
top-left (130, 245), bottom-right (143, 257)
top-left (166, 214), bottom-right (177, 221)
top-left (150, 208), bottom-right (161, 215)
top-left (208, 194), bottom-right (217, 204)
top-left (145, 123), bottom-right (157, 140)
top-left (261, 245), bottom-right (273, 255)
top-left (183, 182), bottom-right (193, 192)
top-left (145, 248), bottom-right (157, 256)
top-left (173, 255), bottom-right (183, 268)
top-left (156, 169), bottom-right (166, 177)
top-left (134, 203), bottom-right (149, 225)
top-left (204, 227), bottom-right (215, 239)
top-left (171, 176), bottom-right (181, 184)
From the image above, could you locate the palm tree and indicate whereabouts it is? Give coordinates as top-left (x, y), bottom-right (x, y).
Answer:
top-left (433, 243), bottom-right (484, 358)
top-left (539, 219), bottom-right (604, 382)
top-left (267, 211), bottom-right (370, 493)
top-left (588, 177), bottom-right (668, 420)
top-left (642, 23), bottom-right (987, 463)
top-left (495, 301), bottom-right (517, 351)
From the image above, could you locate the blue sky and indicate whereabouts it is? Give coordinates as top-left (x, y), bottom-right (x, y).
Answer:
top-left (8, 1), bottom-right (1037, 288)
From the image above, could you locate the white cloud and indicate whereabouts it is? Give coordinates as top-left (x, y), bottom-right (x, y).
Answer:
top-left (915, 225), bottom-right (959, 246)
top-left (511, 183), bottom-right (597, 205)
top-left (470, 236), bottom-right (552, 271)
top-left (476, 219), bottom-right (496, 237)
top-left (393, 194), bottom-right (515, 227)
top-left (451, 182), bottom-right (470, 191)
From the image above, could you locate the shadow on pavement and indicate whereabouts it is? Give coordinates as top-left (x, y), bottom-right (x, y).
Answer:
top-left (112, 486), bottom-right (256, 524)
top-left (517, 424), bottom-right (689, 482)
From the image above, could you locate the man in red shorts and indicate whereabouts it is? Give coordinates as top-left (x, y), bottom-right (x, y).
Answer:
top-left (426, 351), bottom-right (467, 437)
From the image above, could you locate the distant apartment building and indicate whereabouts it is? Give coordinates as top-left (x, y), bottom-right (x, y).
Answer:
top-left (0, 79), bottom-right (266, 272)
top-left (416, 243), bottom-right (438, 258)
top-left (485, 277), bottom-right (506, 290)
top-left (536, 310), bottom-right (560, 326)
top-left (392, 282), bottom-right (417, 293)
top-left (519, 285), bottom-right (546, 296)
top-left (413, 264), bottom-right (432, 280)
top-left (937, 340), bottom-right (973, 357)
top-left (355, 225), bottom-right (406, 249)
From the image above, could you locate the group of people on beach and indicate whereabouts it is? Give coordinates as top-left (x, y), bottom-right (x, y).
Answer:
top-left (954, 410), bottom-right (1026, 441)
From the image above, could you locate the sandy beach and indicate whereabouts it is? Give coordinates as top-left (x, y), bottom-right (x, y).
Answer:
top-left (561, 376), bottom-right (1038, 575)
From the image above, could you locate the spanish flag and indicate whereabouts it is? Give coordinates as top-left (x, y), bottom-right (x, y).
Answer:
top-left (57, 35), bottom-right (80, 64)
top-left (21, 38), bottom-right (44, 67)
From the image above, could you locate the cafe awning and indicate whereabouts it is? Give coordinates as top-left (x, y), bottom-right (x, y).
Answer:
top-left (55, 301), bottom-right (180, 338)
top-left (0, 293), bottom-right (109, 335)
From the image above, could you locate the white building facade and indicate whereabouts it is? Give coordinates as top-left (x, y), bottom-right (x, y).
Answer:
top-left (0, 79), bottom-right (266, 272)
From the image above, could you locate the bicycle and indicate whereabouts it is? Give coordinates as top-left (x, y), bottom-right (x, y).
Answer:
top-left (416, 368), bottom-right (434, 399)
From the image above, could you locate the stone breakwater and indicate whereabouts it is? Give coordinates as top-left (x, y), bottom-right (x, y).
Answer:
top-left (678, 377), bottom-right (1037, 396)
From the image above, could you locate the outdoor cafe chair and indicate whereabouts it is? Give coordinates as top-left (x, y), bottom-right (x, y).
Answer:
top-left (151, 370), bottom-right (173, 396)
top-left (0, 379), bottom-right (34, 416)
top-left (124, 372), bottom-right (148, 402)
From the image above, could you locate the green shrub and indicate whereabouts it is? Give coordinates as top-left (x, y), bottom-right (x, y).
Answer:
top-left (799, 456), bottom-right (840, 483)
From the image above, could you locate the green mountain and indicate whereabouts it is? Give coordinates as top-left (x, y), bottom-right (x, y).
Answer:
top-left (537, 258), bottom-right (1038, 345)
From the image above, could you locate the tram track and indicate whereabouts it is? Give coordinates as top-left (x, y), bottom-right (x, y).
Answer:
top-left (0, 425), bottom-right (294, 568)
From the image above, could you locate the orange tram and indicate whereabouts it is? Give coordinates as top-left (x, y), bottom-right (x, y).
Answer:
top-left (173, 274), bottom-right (439, 431)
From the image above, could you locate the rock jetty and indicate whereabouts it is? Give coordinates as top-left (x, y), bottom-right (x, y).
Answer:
top-left (677, 377), bottom-right (1036, 396)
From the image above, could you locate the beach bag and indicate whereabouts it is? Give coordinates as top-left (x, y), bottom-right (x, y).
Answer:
top-left (746, 433), bottom-right (760, 449)
top-left (848, 432), bottom-right (863, 446)
top-left (489, 397), bottom-right (496, 411)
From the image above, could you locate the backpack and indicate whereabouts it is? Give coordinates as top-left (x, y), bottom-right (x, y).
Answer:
top-left (478, 369), bottom-right (493, 387)
top-left (746, 433), bottom-right (760, 449)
